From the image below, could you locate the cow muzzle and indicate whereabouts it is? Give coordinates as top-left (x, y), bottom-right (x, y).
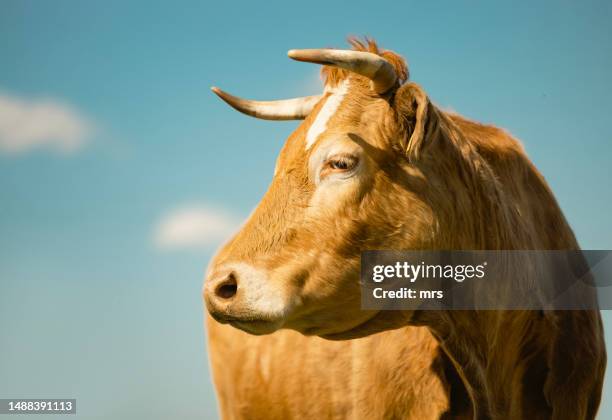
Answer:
top-left (203, 263), bottom-right (291, 335)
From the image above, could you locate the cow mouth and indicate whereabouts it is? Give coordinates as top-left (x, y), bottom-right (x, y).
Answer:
top-left (211, 312), bottom-right (283, 335)
top-left (231, 320), bottom-right (280, 335)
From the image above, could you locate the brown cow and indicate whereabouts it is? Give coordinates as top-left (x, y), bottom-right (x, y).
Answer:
top-left (204, 38), bottom-right (606, 419)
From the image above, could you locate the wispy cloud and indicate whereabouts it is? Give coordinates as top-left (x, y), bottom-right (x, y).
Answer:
top-left (154, 204), bottom-right (242, 251)
top-left (0, 91), bottom-right (93, 155)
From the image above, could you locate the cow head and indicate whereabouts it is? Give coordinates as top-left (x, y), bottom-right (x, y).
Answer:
top-left (204, 39), bottom-right (473, 339)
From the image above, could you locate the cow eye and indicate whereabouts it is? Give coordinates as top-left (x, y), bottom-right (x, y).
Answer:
top-left (320, 154), bottom-right (359, 180)
top-left (328, 155), bottom-right (358, 171)
top-left (329, 155), bottom-right (358, 171)
top-left (330, 159), bottom-right (350, 170)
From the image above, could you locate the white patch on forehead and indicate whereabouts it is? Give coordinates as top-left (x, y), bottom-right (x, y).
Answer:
top-left (305, 80), bottom-right (350, 150)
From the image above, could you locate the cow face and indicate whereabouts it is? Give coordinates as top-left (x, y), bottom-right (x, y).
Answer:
top-left (204, 41), bottom-right (435, 339)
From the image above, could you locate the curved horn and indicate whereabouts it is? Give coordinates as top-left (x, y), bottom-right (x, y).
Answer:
top-left (211, 87), bottom-right (322, 121)
top-left (287, 49), bottom-right (397, 94)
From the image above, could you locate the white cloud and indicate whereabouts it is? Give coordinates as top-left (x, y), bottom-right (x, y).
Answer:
top-left (154, 204), bottom-right (242, 251)
top-left (0, 91), bottom-right (93, 155)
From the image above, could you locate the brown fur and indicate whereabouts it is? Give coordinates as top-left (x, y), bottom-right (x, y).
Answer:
top-left (207, 321), bottom-right (456, 419)
top-left (205, 38), bottom-right (606, 419)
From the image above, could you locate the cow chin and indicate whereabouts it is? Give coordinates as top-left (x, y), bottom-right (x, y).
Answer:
top-left (316, 310), bottom-right (413, 341)
top-left (228, 318), bottom-right (283, 336)
top-left (208, 295), bottom-right (412, 339)
top-left (208, 309), bottom-right (286, 335)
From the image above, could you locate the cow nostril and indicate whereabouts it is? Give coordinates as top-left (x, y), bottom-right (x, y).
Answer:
top-left (215, 273), bottom-right (238, 299)
top-left (218, 283), bottom-right (237, 299)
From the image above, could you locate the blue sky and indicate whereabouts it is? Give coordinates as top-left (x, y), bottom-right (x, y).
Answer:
top-left (0, 1), bottom-right (610, 419)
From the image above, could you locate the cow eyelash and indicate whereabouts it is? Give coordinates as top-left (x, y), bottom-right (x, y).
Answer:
top-left (325, 155), bottom-right (359, 172)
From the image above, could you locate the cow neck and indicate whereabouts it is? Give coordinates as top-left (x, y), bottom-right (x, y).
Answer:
top-left (410, 309), bottom-right (549, 419)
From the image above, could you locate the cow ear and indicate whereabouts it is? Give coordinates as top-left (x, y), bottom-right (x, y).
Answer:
top-left (393, 82), bottom-right (442, 162)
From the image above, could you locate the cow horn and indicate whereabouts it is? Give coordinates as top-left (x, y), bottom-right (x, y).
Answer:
top-left (211, 87), bottom-right (322, 121)
top-left (287, 49), bottom-right (398, 94)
